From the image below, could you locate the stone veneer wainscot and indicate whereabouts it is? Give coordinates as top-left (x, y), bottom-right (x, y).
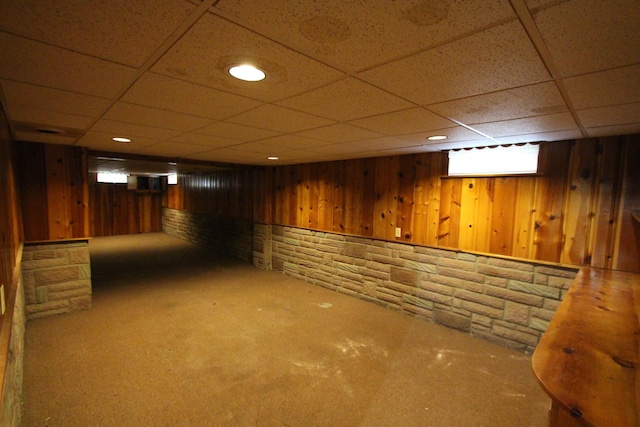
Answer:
top-left (253, 224), bottom-right (578, 354)
top-left (22, 240), bottom-right (92, 320)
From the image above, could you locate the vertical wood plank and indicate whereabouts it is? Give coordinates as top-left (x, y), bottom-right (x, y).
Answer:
top-left (332, 162), bottom-right (346, 233)
top-left (490, 177), bottom-right (517, 256)
top-left (396, 155), bottom-right (416, 241)
top-left (317, 162), bottom-right (334, 230)
top-left (474, 178), bottom-right (494, 253)
top-left (438, 178), bottom-right (462, 249)
top-left (512, 177), bottom-right (537, 259)
top-left (425, 152), bottom-right (445, 246)
top-left (18, 142), bottom-right (48, 241)
top-left (307, 164), bottom-right (319, 229)
top-left (412, 153), bottom-right (430, 244)
top-left (613, 135), bottom-right (640, 272)
top-left (360, 158), bottom-right (376, 237)
top-left (532, 141), bottom-right (571, 263)
top-left (561, 139), bottom-right (598, 265)
top-left (458, 177), bottom-right (479, 251)
top-left (45, 145), bottom-right (72, 240)
top-left (589, 138), bottom-right (624, 269)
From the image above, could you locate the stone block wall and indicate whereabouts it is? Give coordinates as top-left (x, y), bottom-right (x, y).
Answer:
top-left (0, 275), bottom-right (24, 427)
top-left (253, 224), bottom-right (578, 353)
top-left (22, 240), bottom-right (92, 320)
top-left (162, 208), bottom-right (253, 263)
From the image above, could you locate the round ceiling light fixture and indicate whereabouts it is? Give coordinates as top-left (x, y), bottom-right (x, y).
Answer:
top-left (228, 64), bottom-right (266, 82)
top-left (112, 137), bottom-right (131, 143)
top-left (427, 135), bottom-right (448, 141)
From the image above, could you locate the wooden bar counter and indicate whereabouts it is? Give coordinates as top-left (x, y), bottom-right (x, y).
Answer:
top-left (532, 268), bottom-right (640, 427)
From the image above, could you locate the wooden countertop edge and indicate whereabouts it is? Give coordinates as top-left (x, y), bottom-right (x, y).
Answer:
top-left (531, 267), bottom-right (640, 427)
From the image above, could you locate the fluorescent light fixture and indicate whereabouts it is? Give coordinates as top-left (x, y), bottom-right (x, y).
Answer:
top-left (228, 64), bottom-right (266, 81)
top-left (448, 144), bottom-right (539, 176)
top-left (112, 137), bottom-right (131, 143)
top-left (97, 172), bottom-right (128, 183)
top-left (427, 135), bottom-right (448, 141)
top-left (167, 173), bottom-right (178, 185)
top-left (267, 156), bottom-right (279, 160)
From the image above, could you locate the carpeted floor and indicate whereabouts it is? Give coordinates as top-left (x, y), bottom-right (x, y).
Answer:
top-left (22, 232), bottom-right (550, 426)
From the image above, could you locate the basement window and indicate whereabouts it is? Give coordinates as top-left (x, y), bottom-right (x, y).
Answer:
top-left (447, 143), bottom-right (540, 176)
top-left (96, 172), bottom-right (128, 184)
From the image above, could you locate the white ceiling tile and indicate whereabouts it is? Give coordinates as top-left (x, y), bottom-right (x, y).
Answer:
top-left (0, 80), bottom-right (111, 117)
top-left (471, 112), bottom-right (578, 137)
top-left (0, 0), bottom-right (197, 67)
top-left (225, 141), bottom-right (289, 155)
top-left (135, 141), bottom-right (213, 158)
top-left (534, 0), bottom-right (640, 76)
top-left (152, 12), bottom-right (345, 102)
top-left (104, 103), bottom-right (214, 132)
top-left (586, 124), bottom-right (640, 138)
top-left (192, 148), bottom-right (272, 165)
top-left (492, 129), bottom-right (583, 143)
top-left (171, 133), bottom-right (242, 149)
top-left (8, 106), bottom-right (93, 130)
top-left (14, 131), bottom-right (77, 145)
top-left (256, 134), bottom-right (333, 151)
top-left (524, 0), bottom-right (568, 11)
top-left (428, 81), bottom-right (567, 124)
top-left (396, 126), bottom-right (488, 144)
top-left (121, 73), bottom-right (262, 119)
top-left (1, 1), bottom-right (637, 167)
top-left (304, 143), bottom-right (372, 155)
top-left (0, 33), bottom-right (136, 98)
top-left (347, 136), bottom-right (426, 151)
top-left (563, 64), bottom-right (640, 109)
top-left (215, 0), bottom-right (515, 71)
top-left (295, 124), bottom-right (384, 143)
top-left (76, 131), bottom-right (160, 153)
top-left (426, 139), bottom-right (507, 151)
top-left (91, 120), bottom-right (184, 141)
top-left (360, 20), bottom-right (550, 105)
top-left (195, 121), bottom-right (280, 141)
top-left (227, 104), bottom-right (334, 133)
top-left (277, 77), bottom-right (413, 121)
top-left (377, 145), bottom-right (439, 156)
top-left (348, 107), bottom-right (455, 135)
top-left (577, 103), bottom-right (640, 128)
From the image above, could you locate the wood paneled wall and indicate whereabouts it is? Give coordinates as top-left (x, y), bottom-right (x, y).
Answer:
top-left (17, 142), bottom-right (89, 241)
top-left (257, 136), bottom-right (638, 271)
top-left (166, 169), bottom-right (254, 220)
top-left (0, 109), bottom-right (22, 296)
top-left (90, 177), bottom-right (163, 237)
top-left (162, 135), bottom-right (640, 273)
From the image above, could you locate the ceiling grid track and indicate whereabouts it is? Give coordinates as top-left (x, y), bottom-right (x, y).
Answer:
top-left (508, 0), bottom-right (589, 138)
top-left (75, 0), bottom-right (221, 146)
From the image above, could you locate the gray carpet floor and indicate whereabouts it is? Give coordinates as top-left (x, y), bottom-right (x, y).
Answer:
top-left (22, 232), bottom-right (550, 426)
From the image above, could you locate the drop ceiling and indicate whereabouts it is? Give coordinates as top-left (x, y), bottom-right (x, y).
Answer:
top-left (1, 0), bottom-right (639, 168)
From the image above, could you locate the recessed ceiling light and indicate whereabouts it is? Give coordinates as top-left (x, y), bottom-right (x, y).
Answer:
top-left (228, 64), bottom-right (266, 82)
top-left (427, 135), bottom-right (448, 141)
top-left (112, 137), bottom-right (131, 143)
top-left (267, 156), bottom-right (279, 160)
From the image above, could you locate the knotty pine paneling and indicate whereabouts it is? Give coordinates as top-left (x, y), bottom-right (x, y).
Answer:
top-left (90, 177), bottom-right (163, 237)
top-left (165, 168), bottom-right (254, 220)
top-left (612, 135), bottom-right (640, 272)
top-left (167, 135), bottom-right (639, 272)
top-left (267, 137), bottom-right (638, 271)
top-left (0, 107), bottom-right (23, 311)
top-left (17, 142), bottom-right (89, 241)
